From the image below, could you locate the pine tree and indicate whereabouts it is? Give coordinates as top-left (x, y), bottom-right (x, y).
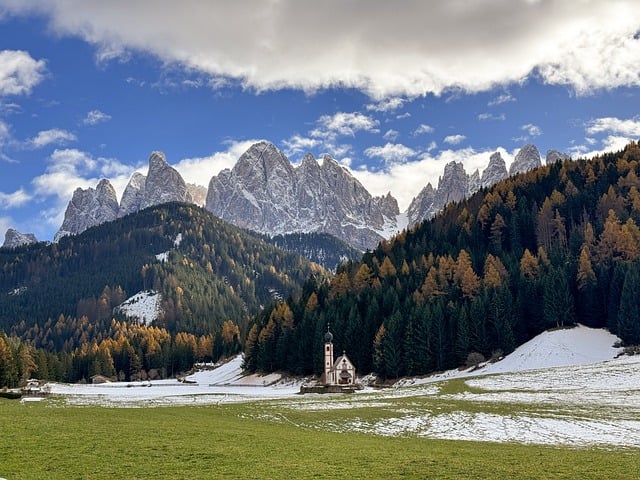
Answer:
top-left (543, 268), bottom-right (575, 329)
top-left (617, 265), bottom-right (640, 345)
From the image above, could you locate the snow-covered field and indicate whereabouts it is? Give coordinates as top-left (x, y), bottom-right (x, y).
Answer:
top-left (43, 325), bottom-right (640, 447)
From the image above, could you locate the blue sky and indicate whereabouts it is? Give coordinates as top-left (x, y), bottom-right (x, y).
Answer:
top-left (1, 1), bottom-right (640, 242)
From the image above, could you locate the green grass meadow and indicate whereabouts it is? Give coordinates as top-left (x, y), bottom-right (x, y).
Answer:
top-left (1, 397), bottom-right (638, 480)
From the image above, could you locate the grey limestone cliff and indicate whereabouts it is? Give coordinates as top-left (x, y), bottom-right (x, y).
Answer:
top-left (2, 229), bottom-right (37, 248)
top-left (205, 141), bottom-right (400, 251)
top-left (55, 179), bottom-right (120, 241)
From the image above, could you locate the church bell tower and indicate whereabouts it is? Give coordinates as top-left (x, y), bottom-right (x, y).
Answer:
top-left (322, 324), bottom-right (334, 385)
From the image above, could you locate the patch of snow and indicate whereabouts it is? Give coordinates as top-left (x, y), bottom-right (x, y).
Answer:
top-left (155, 252), bottom-right (169, 262)
top-left (481, 325), bottom-right (622, 374)
top-left (114, 290), bottom-right (162, 325)
top-left (173, 233), bottom-right (182, 247)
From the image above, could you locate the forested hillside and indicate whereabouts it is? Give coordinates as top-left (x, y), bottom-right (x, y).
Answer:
top-left (263, 232), bottom-right (362, 270)
top-left (244, 142), bottom-right (640, 379)
top-left (0, 203), bottom-right (321, 387)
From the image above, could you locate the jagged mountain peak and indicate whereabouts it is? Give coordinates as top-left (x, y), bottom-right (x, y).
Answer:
top-left (546, 150), bottom-right (570, 164)
top-left (509, 144), bottom-right (541, 176)
top-left (148, 151), bottom-right (168, 169)
top-left (2, 228), bottom-right (38, 249)
top-left (205, 142), bottom-right (400, 251)
top-left (140, 151), bottom-right (192, 210)
top-left (481, 151), bottom-right (508, 188)
top-left (55, 178), bottom-right (120, 242)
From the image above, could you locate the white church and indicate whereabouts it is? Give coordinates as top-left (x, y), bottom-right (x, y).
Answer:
top-left (320, 326), bottom-right (356, 387)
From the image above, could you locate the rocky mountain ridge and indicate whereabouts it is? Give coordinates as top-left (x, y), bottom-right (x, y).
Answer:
top-left (205, 142), bottom-right (400, 251)
top-left (407, 145), bottom-right (568, 225)
top-left (54, 152), bottom-right (195, 241)
top-left (45, 141), bottom-right (568, 251)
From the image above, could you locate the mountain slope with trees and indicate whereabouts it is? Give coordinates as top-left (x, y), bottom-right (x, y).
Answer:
top-left (0, 202), bottom-right (322, 386)
top-left (243, 142), bottom-right (640, 379)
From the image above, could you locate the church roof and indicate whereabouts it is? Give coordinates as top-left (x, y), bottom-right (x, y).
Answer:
top-left (334, 352), bottom-right (354, 369)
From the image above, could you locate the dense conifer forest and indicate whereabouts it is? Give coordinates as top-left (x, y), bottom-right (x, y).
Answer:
top-left (0, 203), bottom-right (321, 386)
top-left (243, 142), bottom-right (640, 379)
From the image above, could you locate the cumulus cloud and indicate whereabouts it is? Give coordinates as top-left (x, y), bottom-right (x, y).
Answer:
top-left (288, 111), bottom-right (380, 159)
top-left (27, 128), bottom-right (77, 148)
top-left (569, 116), bottom-right (640, 158)
top-left (514, 123), bottom-right (542, 141)
top-left (521, 124), bottom-right (542, 137)
top-left (82, 109), bottom-right (112, 125)
top-left (173, 139), bottom-right (262, 186)
top-left (413, 124), bottom-right (435, 136)
top-left (281, 135), bottom-right (321, 158)
top-left (5, 2), bottom-right (638, 98)
top-left (586, 116), bottom-right (640, 137)
top-left (444, 134), bottom-right (466, 145)
top-left (364, 143), bottom-right (417, 165)
top-left (0, 49), bottom-right (46, 96)
top-left (310, 112), bottom-right (379, 138)
top-left (0, 188), bottom-right (31, 208)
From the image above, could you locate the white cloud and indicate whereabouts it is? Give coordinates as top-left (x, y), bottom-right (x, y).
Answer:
top-left (10, 2), bottom-right (638, 97)
top-left (303, 112), bottom-right (379, 159)
top-left (569, 135), bottom-right (634, 159)
top-left (0, 50), bottom-right (46, 96)
top-left (366, 97), bottom-right (405, 112)
top-left (569, 116), bottom-right (640, 159)
top-left (0, 215), bottom-right (14, 236)
top-left (281, 135), bottom-right (321, 158)
top-left (396, 112), bottom-right (411, 120)
top-left (0, 119), bottom-right (16, 162)
top-left (478, 112), bottom-right (506, 121)
top-left (521, 124), bottom-right (542, 137)
top-left (444, 134), bottom-right (466, 145)
top-left (0, 188), bottom-right (31, 208)
top-left (383, 129), bottom-right (399, 141)
top-left (27, 128), bottom-right (77, 148)
top-left (586, 117), bottom-right (640, 137)
top-left (488, 93), bottom-right (515, 106)
top-left (364, 143), bottom-right (417, 165)
top-left (310, 112), bottom-right (379, 138)
top-left (413, 124), bottom-right (435, 136)
top-left (83, 109), bottom-right (112, 125)
top-left (174, 139), bottom-right (261, 186)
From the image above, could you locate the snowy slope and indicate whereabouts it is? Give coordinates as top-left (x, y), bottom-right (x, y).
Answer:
top-left (481, 324), bottom-right (622, 374)
top-left (114, 290), bottom-right (162, 325)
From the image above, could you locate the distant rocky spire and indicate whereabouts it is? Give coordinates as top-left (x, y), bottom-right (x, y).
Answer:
top-left (2, 229), bottom-right (37, 248)
top-left (55, 179), bottom-right (120, 241)
top-left (509, 144), bottom-right (541, 176)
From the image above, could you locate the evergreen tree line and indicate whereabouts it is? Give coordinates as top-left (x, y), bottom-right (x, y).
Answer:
top-left (0, 318), bottom-right (241, 388)
top-left (263, 231), bottom-right (362, 270)
top-left (244, 142), bottom-right (640, 379)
